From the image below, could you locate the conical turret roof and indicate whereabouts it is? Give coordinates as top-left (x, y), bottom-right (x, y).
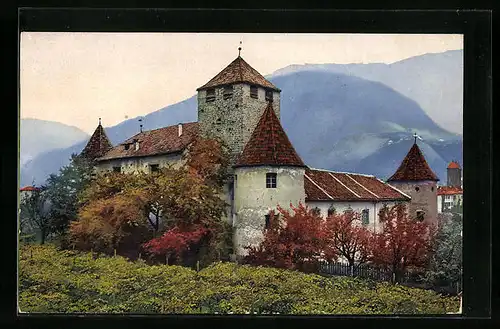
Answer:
top-left (387, 142), bottom-right (439, 182)
top-left (197, 56), bottom-right (280, 91)
top-left (80, 122), bottom-right (113, 160)
top-left (234, 102), bottom-right (305, 168)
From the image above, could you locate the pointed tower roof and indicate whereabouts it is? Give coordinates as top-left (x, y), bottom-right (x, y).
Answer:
top-left (197, 56), bottom-right (280, 92)
top-left (387, 142), bottom-right (439, 182)
top-left (234, 103), bottom-right (305, 168)
top-left (80, 119), bottom-right (113, 161)
top-left (447, 161), bottom-right (461, 169)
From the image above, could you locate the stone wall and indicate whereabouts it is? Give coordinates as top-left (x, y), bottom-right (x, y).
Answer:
top-left (388, 180), bottom-right (438, 227)
top-left (95, 152), bottom-right (184, 175)
top-left (233, 166), bottom-right (305, 256)
top-left (197, 83), bottom-right (280, 167)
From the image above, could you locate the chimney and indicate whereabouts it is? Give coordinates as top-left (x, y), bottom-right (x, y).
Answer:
top-left (178, 123), bottom-right (183, 137)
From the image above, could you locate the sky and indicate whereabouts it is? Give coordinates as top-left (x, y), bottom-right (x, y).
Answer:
top-left (20, 33), bottom-right (463, 134)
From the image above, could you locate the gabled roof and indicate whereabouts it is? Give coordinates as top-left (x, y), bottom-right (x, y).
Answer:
top-left (97, 122), bottom-right (198, 161)
top-left (80, 123), bottom-right (113, 160)
top-left (387, 143), bottom-right (439, 182)
top-left (197, 56), bottom-right (280, 92)
top-left (437, 186), bottom-right (463, 196)
top-left (305, 168), bottom-right (410, 202)
top-left (234, 103), bottom-right (305, 168)
top-left (447, 161), bottom-right (461, 169)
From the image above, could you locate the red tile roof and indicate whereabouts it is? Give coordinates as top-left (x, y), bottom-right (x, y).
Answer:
top-left (97, 122), bottom-right (199, 161)
top-left (387, 143), bottom-right (439, 182)
top-left (305, 168), bottom-right (410, 202)
top-left (447, 161), bottom-right (461, 169)
top-left (234, 103), bottom-right (306, 168)
top-left (197, 56), bottom-right (280, 92)
top-left (20, 186), bottom-right (39, 192)
top-left (81, 124), bottom-right (113, 160)
top-left (437, 186), bottom-right (463, 196)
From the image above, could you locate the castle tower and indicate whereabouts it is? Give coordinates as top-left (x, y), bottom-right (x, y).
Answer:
top-left (232, 102), bottom-right (307, 257)
top-left (80, 118), bottom-right (113, 161)
top-left (387, 135), bottom-right (439, 226)
top-left (447, 161), bottom-right (462, 188)
top-left (196, 54), bottom-right (281, 166)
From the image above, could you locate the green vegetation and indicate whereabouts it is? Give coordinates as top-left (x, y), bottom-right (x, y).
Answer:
top-left (19, 244), bottom-right (459, 314)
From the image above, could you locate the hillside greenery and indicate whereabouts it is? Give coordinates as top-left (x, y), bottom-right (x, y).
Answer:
top-left (19, 244), bottom-right (459, 314)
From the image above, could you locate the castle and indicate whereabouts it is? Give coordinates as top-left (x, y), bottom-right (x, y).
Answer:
top-left (81, 54), bottom-right (439, 257)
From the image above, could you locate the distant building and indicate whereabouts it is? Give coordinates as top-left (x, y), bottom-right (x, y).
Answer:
top-left (19, 186), bottom-right (40, 202)
top-left (437, 186), bottom-right (463, 213)
top-left (446, 161), bottom-right (462, 188)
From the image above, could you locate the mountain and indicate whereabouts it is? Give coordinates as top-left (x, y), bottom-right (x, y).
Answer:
top-left (21, 52), bottom-right (462, 186)
top-left (272, 49), bottom-right (463, 134)
top-left (20, 118), bottom-right (89, 169)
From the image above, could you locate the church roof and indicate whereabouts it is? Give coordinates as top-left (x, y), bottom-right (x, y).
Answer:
top-left (305, 168), bottom-right (410, 202)
top-left (234, 103), bottom-right (305, 168)
top-left (387, 143), bottom-right (439, 182)
top-left (197, 56), bottom-right (280, 92)
top-left (447, 161), bottom-right (461, 169)
top-left (80, 123), bottom-right (113, 160)
top-left (437, 186), bottom-right (463, 196)
top-left (98, 122), bottom-right (199, 161)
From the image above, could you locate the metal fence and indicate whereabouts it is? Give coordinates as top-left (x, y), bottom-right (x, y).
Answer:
top-left (318, 261), bottom-right (411, 283)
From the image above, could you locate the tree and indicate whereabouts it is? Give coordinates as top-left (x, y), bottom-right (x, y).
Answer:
top-left (19, 187), bottom-right (52, 244)
top-left (244, 203), bottom-right (326, 273)
top-left (370, 203), bottom-right (435, 283)
top-left (323, 210), bottom-right (372, 272)
top-left (44, 154), bottom-right (95, 240)
top-left (424, 213), bottom-right (462, 292)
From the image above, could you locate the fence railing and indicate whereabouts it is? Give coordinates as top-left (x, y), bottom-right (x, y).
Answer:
top-left (319, 261), bottom-right (412, 283)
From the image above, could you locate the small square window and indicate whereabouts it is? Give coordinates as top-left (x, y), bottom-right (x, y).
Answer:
top-left (312, 207), bottom-right (321, 216)
top-left (124, 144), bottom-right (130, 150)
top-left (206, 89), bottom-right (215, 102)
top-left (250, 85), bottom-right (258, 99)
top-left (416, 210), bottom-right (425, 221)
top-left (113, 166), bottom-right (121, 173)
top-left (266, 173), bottom-right (277, 188)
top-left (265, 90), bottom-right (273, 102)
top-left (361, 209), bottom-right (369, 226)
top-left (150, 164), bottom-right (159, 173)
top-left (223, 85), bottom-right (233, 100)
top-left (327, 205), bottom-right (336, 217)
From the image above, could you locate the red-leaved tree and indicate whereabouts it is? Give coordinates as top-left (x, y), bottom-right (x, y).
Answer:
top-left (371, 203), bottom-right (435, 283)
top-left (323, 210), bottom-right (372, 271)
top-left (243, 203), bottom-right (326, 273)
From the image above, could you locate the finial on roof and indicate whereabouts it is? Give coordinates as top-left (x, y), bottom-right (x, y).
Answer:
top-left (139, 118), bottom-right (143, 133)
top-left (99, 117), bottom-right (101, 125)
top-left (238, 41), bottom-right (242, 57)
top-left (413, 132), bottom-right (418, 144)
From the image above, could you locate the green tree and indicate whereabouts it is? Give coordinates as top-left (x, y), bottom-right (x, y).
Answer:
top-left (424, 213), bottom-right (462, 292)
top-left (19, 187), bottom-right (52, 244)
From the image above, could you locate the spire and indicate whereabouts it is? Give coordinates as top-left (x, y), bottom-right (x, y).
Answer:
top-left (80, 119), bottom-right (113, 161)
top-left (197, 55), bottom-right (280, 92)
top-left (387, 142), bottom-right (439, 182)
top-left (238, 41), bottom-right (242, 57)
top-left (234, 102), bottom-right (305, 168)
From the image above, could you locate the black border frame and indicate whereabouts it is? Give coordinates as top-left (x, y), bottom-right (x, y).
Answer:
top-left (3, 6), bottom-right (493, 329)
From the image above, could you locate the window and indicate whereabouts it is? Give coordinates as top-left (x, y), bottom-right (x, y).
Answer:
top-left (113, 166), bottom-right (121, 173)
top-left (250, 85), bottom-right (258, 99)
top-left (415, 186), bottom-right (420, 192)
top-left (216, 118), bottom-right (222, 125)
top-left (266, 173), bottom-right (277, 188)
top-left (431, 186), bottom-right (434, 192)
top-left (223, 85), bottom-right (233, 100)
top-left (206, 89), bottom-right (215, 102)
top-left (265, 90), bottom-right (273, 102)
top-left (265, 214), bottom-right (270, 229)
top-left (416, 210), bottom-right (425, 222)
top-left (361, 209), bottom-right (370, 226)
top-left (124, 144), bottom-right (130, 150)
top-left (327, 205), bottom-right (336, 217)
top-left (150, 164), bottom-right (159, 173)
top-left (312, 207), bottom-right (321, 216)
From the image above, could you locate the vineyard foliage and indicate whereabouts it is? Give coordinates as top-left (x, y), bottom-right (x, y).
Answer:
top-left (19, 245), bottom-right (459, 314)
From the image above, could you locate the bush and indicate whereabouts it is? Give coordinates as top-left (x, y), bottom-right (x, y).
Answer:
top-left (18, 244), bottom-right (459, 314)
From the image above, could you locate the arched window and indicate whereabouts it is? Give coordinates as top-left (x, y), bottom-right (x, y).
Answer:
top-left (361, 209), bottom-right (369, 226)
top-left (327, 205), bottom-right (336, 217)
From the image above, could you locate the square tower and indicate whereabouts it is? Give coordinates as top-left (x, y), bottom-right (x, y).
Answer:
top-left (196, 56), bottom-right (281, 165)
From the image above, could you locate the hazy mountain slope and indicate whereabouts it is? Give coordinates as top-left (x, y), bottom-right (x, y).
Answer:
top-left (272, 49), bottom-right (463, 134)
top-left (20, 118), bottom-right (89, 168)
